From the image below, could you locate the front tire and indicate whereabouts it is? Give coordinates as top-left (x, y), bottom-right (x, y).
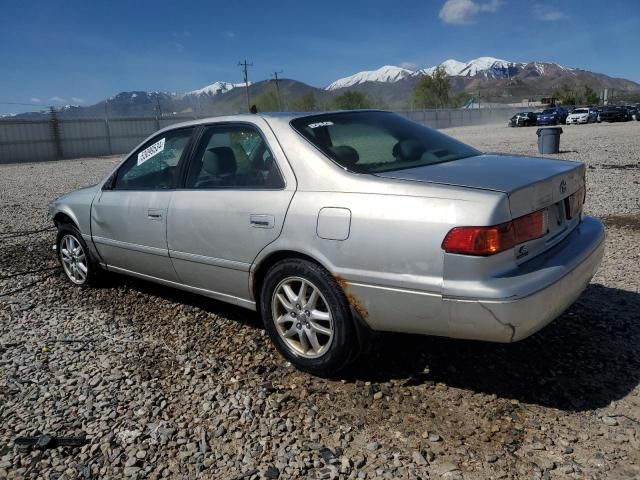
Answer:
top-left (56, 224), bottom-right (100, 287)
top-left (260, 259), bottom-right (358, 376)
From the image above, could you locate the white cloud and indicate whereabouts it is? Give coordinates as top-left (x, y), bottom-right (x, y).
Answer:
top-left (49, 96), bottom-right (65, 103)
top-left (439, 0), bottom-right (503, 25)
top-left (175, 42), bottom-right (185, 52)
top-left (71, 97), bottom-right (85, 104)
top-left (400, 62), bottom-right (418, 71)
top-left (224, 31), bottom-right (235, 39)
top-left (30, 97), bottom-right (41, 103)
top-left (532, 4), bottom-right (568, 21)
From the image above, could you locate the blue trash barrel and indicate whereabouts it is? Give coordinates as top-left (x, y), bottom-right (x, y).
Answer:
top-left (536, 127), bottom-right (563, 154)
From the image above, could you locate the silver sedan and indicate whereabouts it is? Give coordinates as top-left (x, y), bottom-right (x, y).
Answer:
top-left (48, 111), bottom-right (605, 375)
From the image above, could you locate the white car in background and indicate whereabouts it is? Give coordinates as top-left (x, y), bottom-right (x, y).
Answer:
top-left (566, 108), bottom-right (595, 125)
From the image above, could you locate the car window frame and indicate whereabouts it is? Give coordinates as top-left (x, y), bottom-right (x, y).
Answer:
top-left (181, 121), bottom-right (286, 191)
top-left (105, 126), bottom-right (197, 192)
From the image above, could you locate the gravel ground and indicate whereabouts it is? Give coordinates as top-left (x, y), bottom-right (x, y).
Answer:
top-left (1, 121), bottom-right (639, 480)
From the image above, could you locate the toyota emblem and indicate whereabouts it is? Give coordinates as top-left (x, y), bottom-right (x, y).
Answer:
top-left (559, 179), bottom-right (567, 194)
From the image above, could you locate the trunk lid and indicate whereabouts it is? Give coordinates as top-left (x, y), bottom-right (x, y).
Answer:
top-left (375, 154), bottom-right (586, 262)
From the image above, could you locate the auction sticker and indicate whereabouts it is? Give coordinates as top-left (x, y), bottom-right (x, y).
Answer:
top-left (308, 121), bottom-right (333, 129)
top-left (137, 138), bottom-right (165, 165)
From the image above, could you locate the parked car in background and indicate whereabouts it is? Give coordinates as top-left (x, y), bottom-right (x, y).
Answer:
top-left (598, 106), bottom-right (627, 122)
top-left (623, 105), bottom-right (638, 121)
top-left (48, 110), bottom-right (605, 375)
top-left (566, 107), bottom-right (595, 125)
top-left (508, 111), bottom-right (538, 127)
top-left (536, 107), bottom-right (568, 125)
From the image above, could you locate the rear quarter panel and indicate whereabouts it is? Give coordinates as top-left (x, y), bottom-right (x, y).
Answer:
top-left (254, 184), bottom-right (510, 335)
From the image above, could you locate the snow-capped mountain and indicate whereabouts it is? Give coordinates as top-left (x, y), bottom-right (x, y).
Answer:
top-left (186, 81), bottom-right (247, 96)
top-left (326, 65), bottom-right (415, 91)
top-left (422, 59), bottom-right (467, 77)
top-left (327, 57), bottom-right (558, 89)
top-left (453, 57), bottom-right (524, 78)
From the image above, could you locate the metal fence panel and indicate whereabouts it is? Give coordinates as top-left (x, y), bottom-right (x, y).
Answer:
top-left (0, 120), bottom-right (57, 163)
top-left (59, 119), bottom-right (111, 159)
top-left (0, 108), bottom-right (529, 164)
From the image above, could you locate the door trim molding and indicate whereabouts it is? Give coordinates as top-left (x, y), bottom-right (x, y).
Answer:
top-left (169, 250), bottom-right (251, 272)
top-left (92, 235), bottom-right (168, 257)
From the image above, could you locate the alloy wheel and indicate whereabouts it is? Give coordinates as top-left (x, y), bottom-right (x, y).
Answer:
top-left (60, 234), bottom-right (88, 285)
top-left (271, 277), bottom-right (334, 359)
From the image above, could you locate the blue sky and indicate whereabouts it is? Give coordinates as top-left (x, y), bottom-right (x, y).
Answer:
top-left (1, 0), bottom-right (638, 114)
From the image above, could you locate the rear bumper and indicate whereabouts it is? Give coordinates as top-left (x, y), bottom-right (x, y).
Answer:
top-left (444, 216), bottom-right (605, 342)
top-left (351, 217), bottom-right (605, 343)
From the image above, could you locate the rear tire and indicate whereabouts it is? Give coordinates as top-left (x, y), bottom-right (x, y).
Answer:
top-left (56, 224), bottom-right (101, 287)
top-left (260, 259), bottom-right (359, 376)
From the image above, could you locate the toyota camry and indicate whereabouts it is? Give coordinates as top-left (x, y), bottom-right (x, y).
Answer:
top-left (48, 111), bottom-right (605, 375)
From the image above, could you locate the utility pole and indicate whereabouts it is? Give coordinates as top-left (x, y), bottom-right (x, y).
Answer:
top-left (238, 59), bottom-right (253, 112)
top-left (155, 95), bottom-right (162, 118)
top-left (271, 70), bottom-right (283, 110)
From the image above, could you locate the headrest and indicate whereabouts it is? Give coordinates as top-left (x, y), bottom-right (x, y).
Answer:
top-left (202, 146), bottom-right (237, 176)
top-left (328, 145), bottom-right (359, 168)
top-left (392, 140), bottom-right (425, 162)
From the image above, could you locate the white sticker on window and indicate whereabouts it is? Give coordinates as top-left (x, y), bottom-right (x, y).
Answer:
top-left (137, 138), bottom-right (165, 165)
top-left (308, 121), bottom-right (334, 129)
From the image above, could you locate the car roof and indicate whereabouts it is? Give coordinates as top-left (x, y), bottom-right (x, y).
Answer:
top-left (152, 109), bottom-right (388, 135)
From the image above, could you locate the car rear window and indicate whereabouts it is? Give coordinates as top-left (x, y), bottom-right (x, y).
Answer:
top-left (290, 111), bottom-right (480, 174)
top-left (573, 109), bottom-right (588, 114)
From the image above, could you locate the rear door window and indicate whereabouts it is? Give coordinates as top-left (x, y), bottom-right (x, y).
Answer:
top-left (185, 124), bottom-right (284, 189)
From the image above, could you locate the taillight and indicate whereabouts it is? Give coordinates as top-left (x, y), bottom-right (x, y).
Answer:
top-left (442, 209), bottom-right (547, 256)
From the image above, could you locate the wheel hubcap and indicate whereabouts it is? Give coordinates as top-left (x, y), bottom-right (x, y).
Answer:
top-left (60, 234), bottom-right (88, 285)
top-left (271, 277), bottom-right (334, 359)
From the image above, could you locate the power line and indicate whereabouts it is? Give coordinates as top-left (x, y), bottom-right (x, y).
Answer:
top-left (238, 59), bottom-right (253, 112)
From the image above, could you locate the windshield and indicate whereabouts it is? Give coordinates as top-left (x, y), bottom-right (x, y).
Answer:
top-left (542, 109), bottom-right (556, 114)
top-left (572, 109), bottom-right (588, 114)
top-left (290, 111), bottom-right (480, 174)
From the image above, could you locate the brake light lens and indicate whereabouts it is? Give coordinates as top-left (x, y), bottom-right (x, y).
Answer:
top-left (442, 209), bottom-right (547, 256)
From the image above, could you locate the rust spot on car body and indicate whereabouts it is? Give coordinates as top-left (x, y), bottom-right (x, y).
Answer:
top-left (333, 274), bottom-right (369, 320)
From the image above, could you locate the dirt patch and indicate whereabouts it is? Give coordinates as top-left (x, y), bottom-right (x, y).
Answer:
top-left (597, 163), bottom-right (640, 170)
top-left (601, 214), bottom-right (640, 231)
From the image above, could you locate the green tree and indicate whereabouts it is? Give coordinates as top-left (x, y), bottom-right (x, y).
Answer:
top-left (413, 67), bottom-right (450, 108)
top-left (552, 83), bottom-right (580, 105)
top-left (333, 90), bottom-right (373, 110)
top-left (253, 85), bottom-right (280, 112)
top-left (552, 83), bottom-right (600, 106)
top-left (450, 91), bottom-right (473, 108)
top-left (291, 92), bottom-right (317, 111)
top-left (583, 85), bottom-right (599, 104)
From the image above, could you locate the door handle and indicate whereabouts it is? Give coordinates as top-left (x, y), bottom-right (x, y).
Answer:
top-left (250, 214), bottom-right (274, 229)
top-left (148, 209), bottom-right (163, 220)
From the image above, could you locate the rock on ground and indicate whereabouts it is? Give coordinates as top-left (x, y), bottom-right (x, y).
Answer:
top-left (1, 122), bottom-right (639, 479)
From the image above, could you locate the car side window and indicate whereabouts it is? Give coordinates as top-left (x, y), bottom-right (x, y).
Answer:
top-left (114, 128), bottom-right (194, 190)
top-left (185, 125), bottom-right (284, 189)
